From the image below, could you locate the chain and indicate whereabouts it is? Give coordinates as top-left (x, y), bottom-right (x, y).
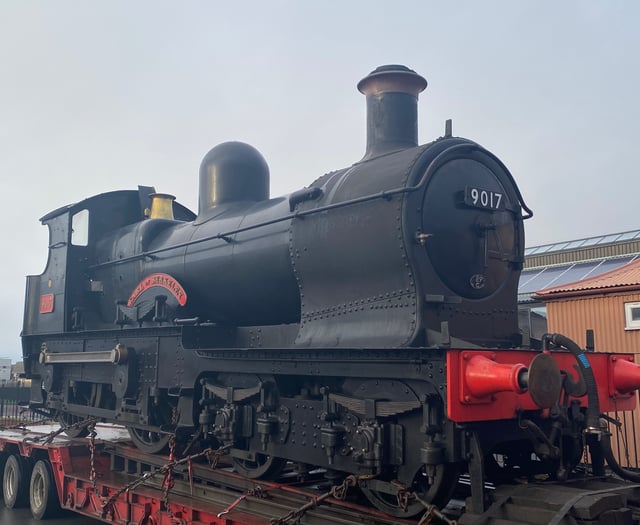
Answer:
top-left (0, 411), bottom-right (34, 432)
top-left (412, 492), bottom-right (458, 525)
top-left (41, 426), bottom-right (70, 445)
top-left (100, 444), bottom-right (229, 518)
top-left (619, 422), bottom-right (632, 467)
top-left (388, 479), bottom-right (412, 512)
top-left (1, 421), bottom-right (29, 432)
top-left (0, 406), bottom-right (55, 432)
top-left (86, 420), bottom-right (114, 510)
top-left (180, 424), bottom-right (204, 457)
top-left (417, 504), bottom-right (458, 525)
top-left (161, 407), bottom-right (179, 520)
top-left (22, 415), bottom-right (98, 445)
top-left (206, 445), bottom-right (230, 470)
top-left (581, 431), bottom-right (590, 475)
top-left (330, 475), bottom-right (358, 500)
top-left (88, 421), bottom-right (98, 493)
top-left (217, 486), bottom-right (267, 518)
top-left (373, 478), bottom-right (456, 525)
top-left (160, 445), bottom-right (177, 514)
top-left (270, 474), bottom-right (359, 525)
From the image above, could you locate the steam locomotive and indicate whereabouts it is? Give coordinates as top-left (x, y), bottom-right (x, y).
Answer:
top-left (21, 65), bottom-right (640, 517)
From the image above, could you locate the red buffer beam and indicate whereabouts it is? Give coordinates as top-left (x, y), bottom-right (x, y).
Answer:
top-left (447, 349), bottom-right (638, 422)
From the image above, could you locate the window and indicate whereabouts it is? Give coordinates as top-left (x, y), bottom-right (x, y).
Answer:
top-left (71, 209), bottom-right (89, 246)
top-left (624, 302), bottom-right (640, 330)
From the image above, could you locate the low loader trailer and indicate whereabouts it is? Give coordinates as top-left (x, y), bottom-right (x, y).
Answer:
top-left (3, 424), bottom-right (640, 525)
top-left (0, 424), bottom-right (425, 525)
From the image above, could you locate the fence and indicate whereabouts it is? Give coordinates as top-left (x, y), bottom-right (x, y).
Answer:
top-left (0, 383), bottom-right (49, 426)
top-left (607, 406), bottom-right (640, 470)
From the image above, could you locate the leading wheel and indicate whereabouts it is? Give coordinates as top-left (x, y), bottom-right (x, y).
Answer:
top-left (30, 460), bottom-right (61, 519)
top-left (3, 454), bottom-right (31, 508)
top-left (359, 463), bottom-right (460, 518)
top-left (127, 426), bottom-right (172, 454)
top-left (56, 412), bottom-right (90, 438)
top-left (127, 392), bottom-right (176, 454)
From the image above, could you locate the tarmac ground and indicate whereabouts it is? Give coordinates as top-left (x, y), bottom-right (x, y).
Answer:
top-left (0, 503), bottom-right (103, 524)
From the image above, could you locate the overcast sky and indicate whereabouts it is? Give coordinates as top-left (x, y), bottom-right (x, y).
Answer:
top-left (1, 2), bottom-right (638, 362)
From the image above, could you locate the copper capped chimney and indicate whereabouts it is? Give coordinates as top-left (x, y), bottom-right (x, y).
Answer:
top-left (357, 65), bottom-right (427, 161)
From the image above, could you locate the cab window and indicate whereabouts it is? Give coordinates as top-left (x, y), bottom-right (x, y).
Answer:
top-left (71, 209), bottom-right (89, 246)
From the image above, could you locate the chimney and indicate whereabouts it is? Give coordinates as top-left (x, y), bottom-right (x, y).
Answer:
top-left (357, 65), bottom-right (427, 161)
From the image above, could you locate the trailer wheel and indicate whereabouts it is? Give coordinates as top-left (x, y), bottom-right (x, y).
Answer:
top-left (3, 454), bottom-right (31, 508)
top-left (30, 460), bottom-right (61, 519)
top-left (0, 453), bottom-right (6, 498)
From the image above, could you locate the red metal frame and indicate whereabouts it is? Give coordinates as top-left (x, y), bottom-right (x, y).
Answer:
top-left (446, 349), bottom-right (637, 422)
top-left (0, 429), bottom-right (417, 525)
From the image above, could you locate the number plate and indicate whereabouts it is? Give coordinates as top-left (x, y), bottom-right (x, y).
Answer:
top-left (464, 187), bottom-right (504, 210)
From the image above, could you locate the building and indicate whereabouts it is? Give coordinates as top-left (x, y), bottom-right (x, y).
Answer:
top-left (11, 361), bottom-right (24, 382)
top-left (0, 358), bottom-right (11, 384)
top-left (532, 258), bottom-right (640, 468)
top-left (534, 259), bottom-right (640, 354)
top-left (519, 229), bottom-right (640, 345)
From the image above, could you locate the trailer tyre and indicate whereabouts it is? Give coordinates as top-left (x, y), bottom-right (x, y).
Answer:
top-left (0, 453), bottom-right (6, 500)
top-left (3, 454), bottom-right (31, 508)
top-left (30, 460), bottom-right (61, 520)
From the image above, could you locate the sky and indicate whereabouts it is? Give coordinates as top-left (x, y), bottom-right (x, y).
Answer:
top-left (1, 1), bottom-right (639, 362)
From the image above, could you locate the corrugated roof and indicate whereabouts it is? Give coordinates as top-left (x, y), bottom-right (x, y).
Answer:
top-left (534, 259), bottom-right (640, 299)
top-left (518, 255), bottom-right (639, 302)
top-left (524, 229), bottom-right (640, 257)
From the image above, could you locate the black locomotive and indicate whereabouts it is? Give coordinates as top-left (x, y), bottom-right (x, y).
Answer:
top-left (21, 65), bottom-right (640, 517)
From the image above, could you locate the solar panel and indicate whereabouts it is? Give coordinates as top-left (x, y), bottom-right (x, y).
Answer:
top-left (518, 257), bottom-right (640, 297)
top-left (524, 229), bottom-right (640, 257)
